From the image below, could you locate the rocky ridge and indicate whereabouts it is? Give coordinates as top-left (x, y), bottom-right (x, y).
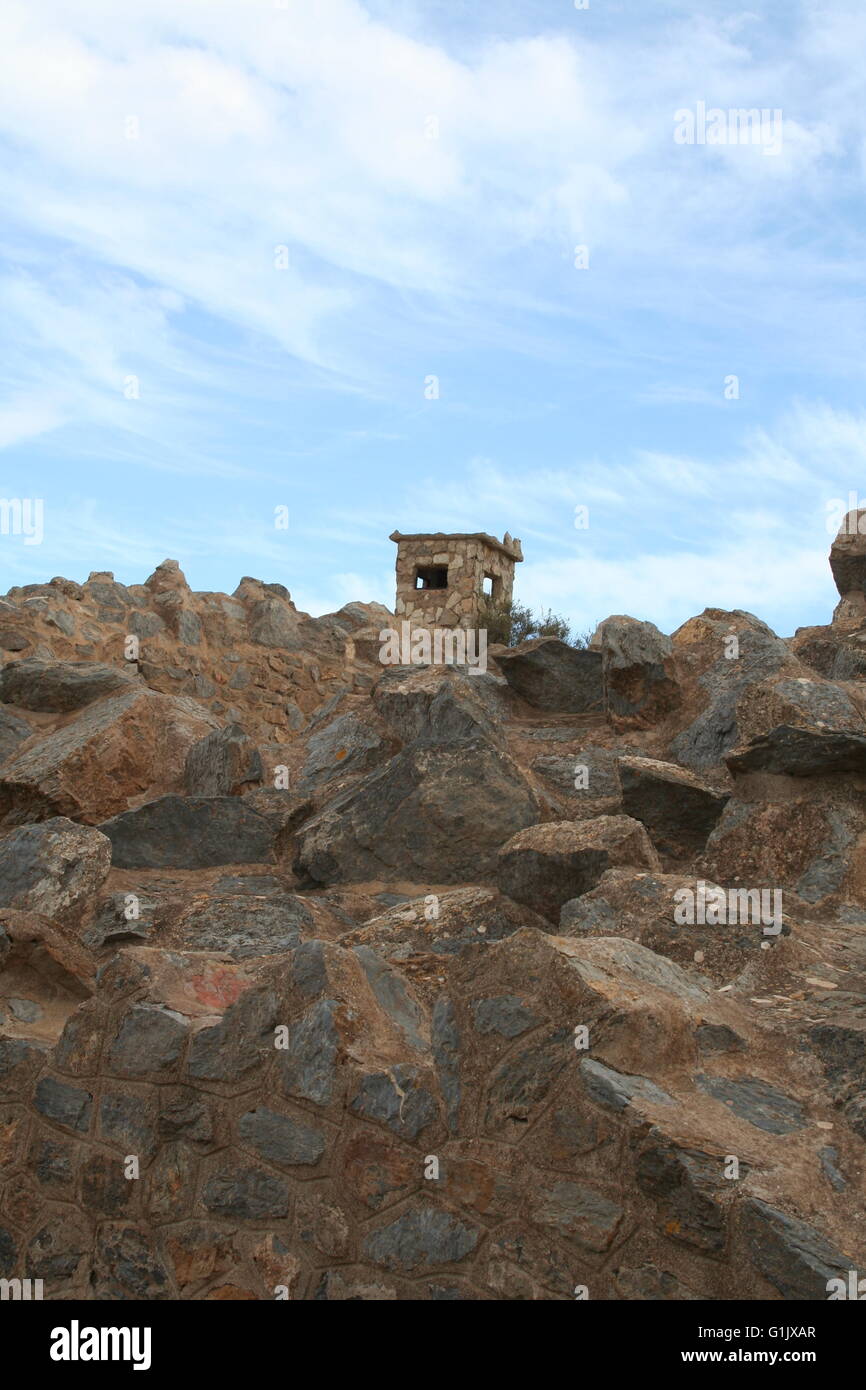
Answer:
top-left (1, 528), bottom-right (866, 1302)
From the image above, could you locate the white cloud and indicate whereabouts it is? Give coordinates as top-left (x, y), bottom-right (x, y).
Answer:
top-left (0, 0), bottom-right (862, 640)
top-left (0, 0), bottom-right (861, 432)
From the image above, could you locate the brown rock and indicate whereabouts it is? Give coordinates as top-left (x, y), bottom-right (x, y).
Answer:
top-left (497, 815), bottom-right (659, 922)
top-left (0, 689), bottom-right (218, 825)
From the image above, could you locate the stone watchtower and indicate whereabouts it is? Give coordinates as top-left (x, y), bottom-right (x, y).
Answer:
top-left (390, 530), bottom-right (523, 629)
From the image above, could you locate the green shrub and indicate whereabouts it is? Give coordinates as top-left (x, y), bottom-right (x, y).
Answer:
top-left (478, 599), bottom-right (595, 649)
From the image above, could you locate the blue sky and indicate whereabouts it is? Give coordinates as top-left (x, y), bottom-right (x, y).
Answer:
top-left (1, 0), bottom-right (865, 636)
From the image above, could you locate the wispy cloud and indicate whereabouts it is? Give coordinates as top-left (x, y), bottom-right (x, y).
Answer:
top-left (0, 0), bottom-right (862, 635)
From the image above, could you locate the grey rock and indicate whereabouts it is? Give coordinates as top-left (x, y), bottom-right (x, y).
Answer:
top-left (636, 1143), bottom-right (729, 1253)
top-left (296, 738), bottom-right (538, 885)
top-left (0, 658), bottom-right (135, 712)
top-left (299, 710), bottom-right (393, 790)
top-left (695, 1022), bottom-right (745, 1055)
top-left (809, 1022), bottom-right (866, 1139)
top-left (618, 755), bottom-right (728, 855)
top-left (99, 1091), bottom-right (159, 1159)
top-left (158, 1088), bottom-right (214, 1146)
top-left (529, 1179), bottom-right (623, 1251)
top-left (278, 998), bottom-right (340, 1105)
top-left (108, 1005), bottom-right (189, 1077)
top-left (86, 579), bottom-right (133, 608)
top-left (495, 637), bottom-right (603, 713)
top-left (186, 988), bottom-right (277, 1082)
top-left (291, 940), bottom-right (329, 999)
top-left (32, 1135), bottom-right (77, 1188)
top-left (596, 615), bottom-right (677, 727)
top-left (92, 1223), bottom-right (172, 1299)
top-left (203, 1165), bottom-right (290, 1219)
top-left (100, 795), bottom-right (276, 869)
top-left (581, 1057), bottom-right (674, 1111)
top-left (82, 891), bottom-right (155, 949)
top-left (81, 1152), bottom-right (134, 1215)
top-left (696, 1074), bottom-right (805, 1134)
top-left (246, 595), bottom-right (306, 649)
top-left (0, 817), bottom-right (111, 925)
top-left (432, 995), bottom-right (461, 1133)
top-left (26, 1217), bottom-right (89, 1281)
top-left (819, 1146), bottom-right (847, 1192)
top-left (363, 1203), bottom-right (478, 1272)
top-left (34, 1075), bottom-right (93, 1133)
top-left (0, 1037), bottom-right (48, 1093)
top-left (795, 808), bottom-right (857, 903)
top-left (741, 1198), bottom-right (851, 1299)
top-left (7, 997), bottom-right (41, 1022)
top-left (173, 892), bottom-right (311, 960)
top-left (472, 995), bottom-right (538, 1038)
top-left (532, 746), bottom-right (622, 800)
top-left (350, 1065), bottom-right (437, 1140)
top-left (497, 816), bottom-right (658, 924)
top-left (670, 619), bottom-right (794, 770)
top-left (184, 723), bottom-right (263, 796)
top-left (727, 724), bottom-right (866, 776)
top-left (485, 1026), bottom-right (572, 1131)
top-left (353, 945), bottom-right (426, 1050)
top-left (177, 610), bottom-right (202, 645)
top-left (559, 895), bottom-right (618, 932)
top-left (45, 608), bottom-right (75, 636)
top-left (372, 666), bottom-right (505, 745)
top-left (0, 706), bottom-right (32, 766)
top-left (128, 610), bottom-right (166, 638)
top-left (238, 1105), bottom-right (326, 1166)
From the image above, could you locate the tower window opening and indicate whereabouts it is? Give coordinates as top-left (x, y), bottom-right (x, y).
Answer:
top-left (415, 565), bottom-right (448, 590)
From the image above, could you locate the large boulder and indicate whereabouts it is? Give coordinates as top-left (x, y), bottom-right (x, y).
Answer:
top-left (341, 886), bottom-right (552, 964)
top-left (735, 674), bottom-right (866, 747)
top-left (0, 658), bottom-right (136, 713)
top-left (830, 509), bottom-right (866, 603)
top-left (0, 817), bottom-right (111, 925)
top-left (559, 867), bottom-right (773, 983)
top-left (99, 796), bottom-right (280, 869)
top-left (298, 710), bottom-right (395, 792)
top-left (704, 796), bottom-right (865, 904)
top-left (233, 577), bottom-right (310, 652)
top-left (0, 689), bottom-right (217, 826)
top-left (725, 674), bottom-right (866, 776)
top-left (185, 723), bottom-right (263, 796)
top-left (0, 906), bottom-right (97, 986)
top-left (595, 616), bottom-right (678, 730)
top-left (372, 666), bottom-right (509, 745)
top-left (668, 611), bottom-right (800, 771)
top-left (494, 638), bottom-right (602, 713)
top-left (160, 890), bottom-right (314, 960)
top-left (497, 815), bottom-right (659, 923)
top-left (295, 740), bottom-right (539, 884)
top-left (617, 756), bottom-right (729, 855)
top-left (726, 726), bottom-right (866, 777)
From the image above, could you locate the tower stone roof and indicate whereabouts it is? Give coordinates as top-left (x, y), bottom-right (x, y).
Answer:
top-left (389, 530), bottom-right (523, 562)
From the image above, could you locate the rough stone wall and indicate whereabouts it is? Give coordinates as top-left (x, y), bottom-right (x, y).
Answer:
top-left (0, 560), bottom-right (392, 748)
top-left (2, 925), bottom-right (858, 1301)
top-left (393, 533), bottom-right (521, 630)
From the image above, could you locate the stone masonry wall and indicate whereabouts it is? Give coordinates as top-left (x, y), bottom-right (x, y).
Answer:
top-left (393, 533), bottom-right (521, 630)
top-left (1, 921), bottom-right (860, 1300)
